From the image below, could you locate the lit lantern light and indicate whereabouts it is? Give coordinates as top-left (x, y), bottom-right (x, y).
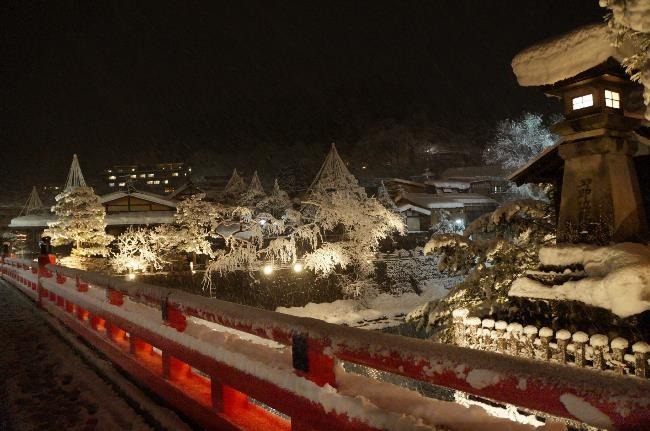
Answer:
top-left (189, 261), bottom-right (196, 274)
top-left (293, 262), bottom-right (303, 273)
top-left (262, 264), bottom-right (273, 275)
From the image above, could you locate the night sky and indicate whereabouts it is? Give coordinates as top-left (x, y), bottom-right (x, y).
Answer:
top-left (1, 1), bottom-right (605, 195)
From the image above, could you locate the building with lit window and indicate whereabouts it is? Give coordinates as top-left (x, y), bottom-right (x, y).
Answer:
top-left (104, 162), bottom-right (190, 194)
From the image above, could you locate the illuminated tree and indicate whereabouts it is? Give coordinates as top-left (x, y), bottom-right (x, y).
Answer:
top-left (482, 113), bottom-right (556, 171)
top-left (44, 186), bottom-right (113, 257)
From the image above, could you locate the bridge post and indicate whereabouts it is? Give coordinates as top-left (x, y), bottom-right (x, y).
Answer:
top-left (292, 333), bottom-right (336, 388)
top-left (37, 237), bottom-right (56, 308)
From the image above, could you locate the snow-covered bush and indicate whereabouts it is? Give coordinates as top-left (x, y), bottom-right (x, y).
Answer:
top-left (382, 254), bottom-right (439, 295)
top-left (420, 199), bottom-right (556, 342)
top-left (44, 186), bottom-right (113, 257)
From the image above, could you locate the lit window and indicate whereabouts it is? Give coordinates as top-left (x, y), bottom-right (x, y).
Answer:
top-left (146, 180), bottom-right (154, 184)
top-left (153, 180), bottom-right (160, 184)
top-left (131, 168), bottom-right (135, 172)
top-left (108, 175), bottom-right (116, 180)
top-left (107, 169), bottom-right (112, 173)
top-left (130, 174), bottom-right (136, 178)
top-left (118, 182), bottom-right (126, 187)
top-left (164, 179), bottom-right (169, 184)
top-left (605, 89), bottom-right (620, 108)
top-left (172, 172), bottom-right (179, 177)
top-left (139, 174), bottom-right (146, 178)
top-left (109, 183), bottom-right (115, 187)
top-left (147, 173), bottom-right (154, 178)
top-left (572, 94), bottom-right (593, 110)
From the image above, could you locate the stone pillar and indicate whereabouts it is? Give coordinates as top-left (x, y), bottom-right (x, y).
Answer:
top-left (557, 130), bottom-right (647, 243)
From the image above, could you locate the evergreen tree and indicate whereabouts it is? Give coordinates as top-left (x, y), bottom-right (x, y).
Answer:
top-left (44, 186), bottom-right (113, 257)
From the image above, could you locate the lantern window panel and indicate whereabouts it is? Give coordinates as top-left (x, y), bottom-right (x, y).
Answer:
top-left (605, 89), bottom-right (620, 108)
top-left (572, 94), bottom-right (593, 110)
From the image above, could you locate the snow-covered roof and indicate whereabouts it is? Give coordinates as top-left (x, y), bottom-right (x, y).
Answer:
top-left (396, 193), bottom-right (497, 211)
top-left (105, 211), bottom-right (176, 226)
top-left (99, 190), bottom-right (177, 209)
top-left (440, 166), bottom-right (506, 180)
top-left (8, 214), bottom-right (56, 228)
top-left (510, 132), bottom-right (650, 184)
top-left (396, 204), bottom-right (431, 216)
top-left (9, 211), bottom-right (176, 229)
top-left (511, 23), bottom-right (634, 87)
top-left (425, 180), bottom-right (470, 190)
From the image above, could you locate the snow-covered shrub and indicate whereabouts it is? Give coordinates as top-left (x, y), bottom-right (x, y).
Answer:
top-left (382, 254), bottom-right (439, 295)
top-left (44, 186), bottom-right (113, 257)
top-left (420, 199), bottom-right (556, 342)
top-left (423, 233), bottom-right (477, 274)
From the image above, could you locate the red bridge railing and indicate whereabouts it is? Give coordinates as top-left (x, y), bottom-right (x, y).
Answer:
top-left (1, 255), bottom-right (649, 430)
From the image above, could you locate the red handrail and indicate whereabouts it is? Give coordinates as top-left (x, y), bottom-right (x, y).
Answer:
top-left (2, 257), bottom-right (649, 430)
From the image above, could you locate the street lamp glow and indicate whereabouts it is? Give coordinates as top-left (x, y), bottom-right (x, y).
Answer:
top-left (262, 264), bottom-right (273, 275)
top-left (293, 262), bottom-right (303, 273)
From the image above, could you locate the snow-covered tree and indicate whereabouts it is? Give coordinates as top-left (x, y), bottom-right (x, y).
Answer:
top-left (110, 227), bottom-right (167, 273)
top-left (601, 0), bottom-right (650, 120)
top-left (482, 113), bottom-right (556, 171)
top-left (202, 146), bottom-right (406, 297)
top-left (257, 179), bottom-right (291, 218)
top-left (44, 186), bottom-right (113, 257)
top-left (307, 143), bottom-right (366, 198)
top-left (223, 168), bottom-right (246, 202)
top-left (240, 171), bottom-right (266, 206)
top-left (171, 193), bottom-right (220, 257)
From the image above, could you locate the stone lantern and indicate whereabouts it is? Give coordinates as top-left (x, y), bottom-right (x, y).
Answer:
top-left (511, 24), bottom-right (648, 243)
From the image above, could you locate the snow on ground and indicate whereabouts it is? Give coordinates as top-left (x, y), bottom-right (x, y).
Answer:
top-left (0, 279), bottom-right (187, 431)
top-left (510, 243), bottom-right (650, 318)
top-left (277, 276), bottom-right (462, 329)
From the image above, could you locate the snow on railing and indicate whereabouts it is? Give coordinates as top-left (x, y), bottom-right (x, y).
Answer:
top-left (2, 256), bottom-right (650, 430)
top-left (452, 308), bottom-right (649, 379)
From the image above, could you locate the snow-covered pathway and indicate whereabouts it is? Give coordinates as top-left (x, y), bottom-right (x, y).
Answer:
top-left (0, 280), bottom-right (189, 431)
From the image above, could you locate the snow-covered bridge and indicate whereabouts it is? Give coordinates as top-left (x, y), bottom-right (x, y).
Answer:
top-left (1, 255), bottom-right (649, 431)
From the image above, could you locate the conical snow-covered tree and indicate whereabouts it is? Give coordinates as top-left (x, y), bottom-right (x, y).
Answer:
top-left (18, 186), bottom-right (46, 216)
top-left (240, 170), bottom-right (266, 206)
top-left (223, 168), bottom-right (246, 202)
top-left (44, 156), bottom-right (112, 256)
top-left (308, 143), bottom-right (366, 198)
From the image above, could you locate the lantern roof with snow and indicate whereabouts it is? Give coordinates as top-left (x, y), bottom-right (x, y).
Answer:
top-left (512, 23), bottom-right (646, 121)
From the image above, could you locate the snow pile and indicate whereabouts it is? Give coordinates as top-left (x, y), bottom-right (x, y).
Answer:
top-left (511, 23), bottom-right (634, 87)
top-left (509, 243), bottom-right (650, 317)
top-left (277, 277), bottom-right (459, 329)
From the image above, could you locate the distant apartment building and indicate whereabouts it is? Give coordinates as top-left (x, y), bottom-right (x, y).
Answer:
top-left (104, 162), bottom-right (190, 195)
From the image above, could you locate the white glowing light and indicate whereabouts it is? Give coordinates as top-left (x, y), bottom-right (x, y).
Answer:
top-left (455, 219), bottom-right (463, 225)
top-left (259, 219), bottom-right (267, 226)
top-left (126, 273), bottom-right (136, 280)
top-left (262, 264), bottom-right (273, 275)
top-left (293, 262), bottom-right (303, 273)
